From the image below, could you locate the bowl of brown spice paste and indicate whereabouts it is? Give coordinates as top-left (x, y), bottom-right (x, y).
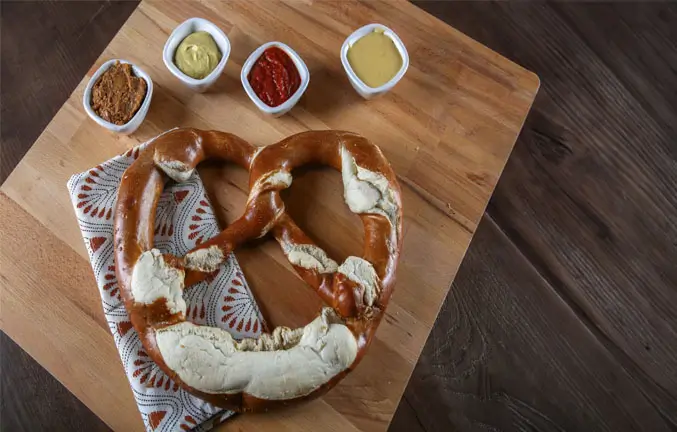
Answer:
top-left (83, 59), bottom-right (153, 134)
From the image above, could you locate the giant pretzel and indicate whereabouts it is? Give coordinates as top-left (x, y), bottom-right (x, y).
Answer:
top-left (114, 128), bottom-right (402, 412)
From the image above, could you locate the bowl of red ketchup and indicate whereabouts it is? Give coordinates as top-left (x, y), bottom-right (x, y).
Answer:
top-left (241, 41), bottom-right (309, 117)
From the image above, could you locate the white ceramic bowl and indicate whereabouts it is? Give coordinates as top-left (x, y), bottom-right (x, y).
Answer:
top-left (82, 59), bottom-right (153, 135)
top-left (240, 41), bottom-right (310, 117)
top-left (341, 23), bottom-right (409, 99)
top-left (163, 18), bottom-right (231, 93)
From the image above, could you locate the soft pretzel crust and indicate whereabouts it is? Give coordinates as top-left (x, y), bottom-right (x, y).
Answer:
top-left (114, 128), bottom-right (403, 412)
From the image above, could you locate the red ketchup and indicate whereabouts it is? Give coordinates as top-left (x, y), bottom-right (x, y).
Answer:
top-left (247, 47), bottom-right (301, 107)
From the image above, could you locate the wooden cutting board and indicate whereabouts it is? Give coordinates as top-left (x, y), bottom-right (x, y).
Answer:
top-left (0, 1), bottom-right (538, 430)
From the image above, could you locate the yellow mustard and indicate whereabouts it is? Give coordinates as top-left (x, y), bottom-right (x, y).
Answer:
top-left (174, 31), bottom-right (222, 79)
top-left (347, 29), bottom-right (402, 88)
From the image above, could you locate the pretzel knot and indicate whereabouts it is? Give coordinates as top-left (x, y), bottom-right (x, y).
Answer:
top-left (114, 128), bottom-right (402, 412)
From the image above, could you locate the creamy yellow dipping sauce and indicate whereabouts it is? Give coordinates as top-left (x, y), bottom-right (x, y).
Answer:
top-left (174, 31), bottom-right (222, 80)
top-left (347, 29), bottom-right (402, 88)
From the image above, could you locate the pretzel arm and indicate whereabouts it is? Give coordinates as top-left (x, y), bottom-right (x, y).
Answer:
top-left (152, 128), bottom-right (255, 180)
top-left (182, 189), bottom-right (287, 286)
top-left (181, 219), bottom-right (255, 287)
top-left (271, 213), bottom-right (338, 307)
top-left (359, 213), bottom-right (399, 306)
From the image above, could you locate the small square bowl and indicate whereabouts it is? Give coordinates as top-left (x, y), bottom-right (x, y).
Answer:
top-left (163, 18), bottom-right (231, 93)
top-left (341, 23), bottom-right (409, 99)
top-left (240, 41), bottom-right (310, 117)
top-left (82, 59), bottom-right (153, 135)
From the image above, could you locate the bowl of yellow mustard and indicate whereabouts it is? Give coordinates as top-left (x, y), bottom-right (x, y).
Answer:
top-left (163, 18), bottom-right (231, 93)
top-left (341, 23), bottom-right (409, 99)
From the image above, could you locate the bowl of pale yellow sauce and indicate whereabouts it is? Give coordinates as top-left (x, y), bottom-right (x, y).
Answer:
top-left (174, 31), bottom-right (222, 80)
top-left (163, 18), bottom-right (231, 93)
top-left (341, 24), bottom-right (409, 99)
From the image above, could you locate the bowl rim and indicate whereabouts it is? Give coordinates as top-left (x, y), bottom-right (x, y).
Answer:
top-left (340, 23), bottom-right (409, 95)
top-left (240, 41), bottom-right (310, 115)
top-left (82, 59), bottom-right (154, 132)
top-left (162, 17), bottom-right (231, 86)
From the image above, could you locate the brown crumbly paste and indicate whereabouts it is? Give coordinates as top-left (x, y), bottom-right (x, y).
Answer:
top-left (91, 62), bottom-right (147, 125)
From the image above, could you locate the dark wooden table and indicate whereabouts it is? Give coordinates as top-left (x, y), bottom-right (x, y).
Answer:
top-left (2, 2), bottom-right (676, 431)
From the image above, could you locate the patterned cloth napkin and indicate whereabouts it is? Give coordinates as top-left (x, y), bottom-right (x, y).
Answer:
top-left (66, 132), bottom-right (266, 432)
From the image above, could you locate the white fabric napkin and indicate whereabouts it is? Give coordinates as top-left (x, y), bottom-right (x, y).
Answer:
top-left (66, 133), bottom-right (266, 432)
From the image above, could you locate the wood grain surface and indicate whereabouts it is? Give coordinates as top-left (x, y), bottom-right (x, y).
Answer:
top-left (0, 0), bottom-right (139, 184)
top-left (1, 2), bottom-right (136, 431)
top-left (4, 2), bottom-right (677, 432)
top-left (0, 1), bottom-right (537, 431)
top-left (391, 2), bottom-right (677, 431)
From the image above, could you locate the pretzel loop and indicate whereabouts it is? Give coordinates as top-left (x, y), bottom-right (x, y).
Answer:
top-left (114, 128), bottom-right (402, 412)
